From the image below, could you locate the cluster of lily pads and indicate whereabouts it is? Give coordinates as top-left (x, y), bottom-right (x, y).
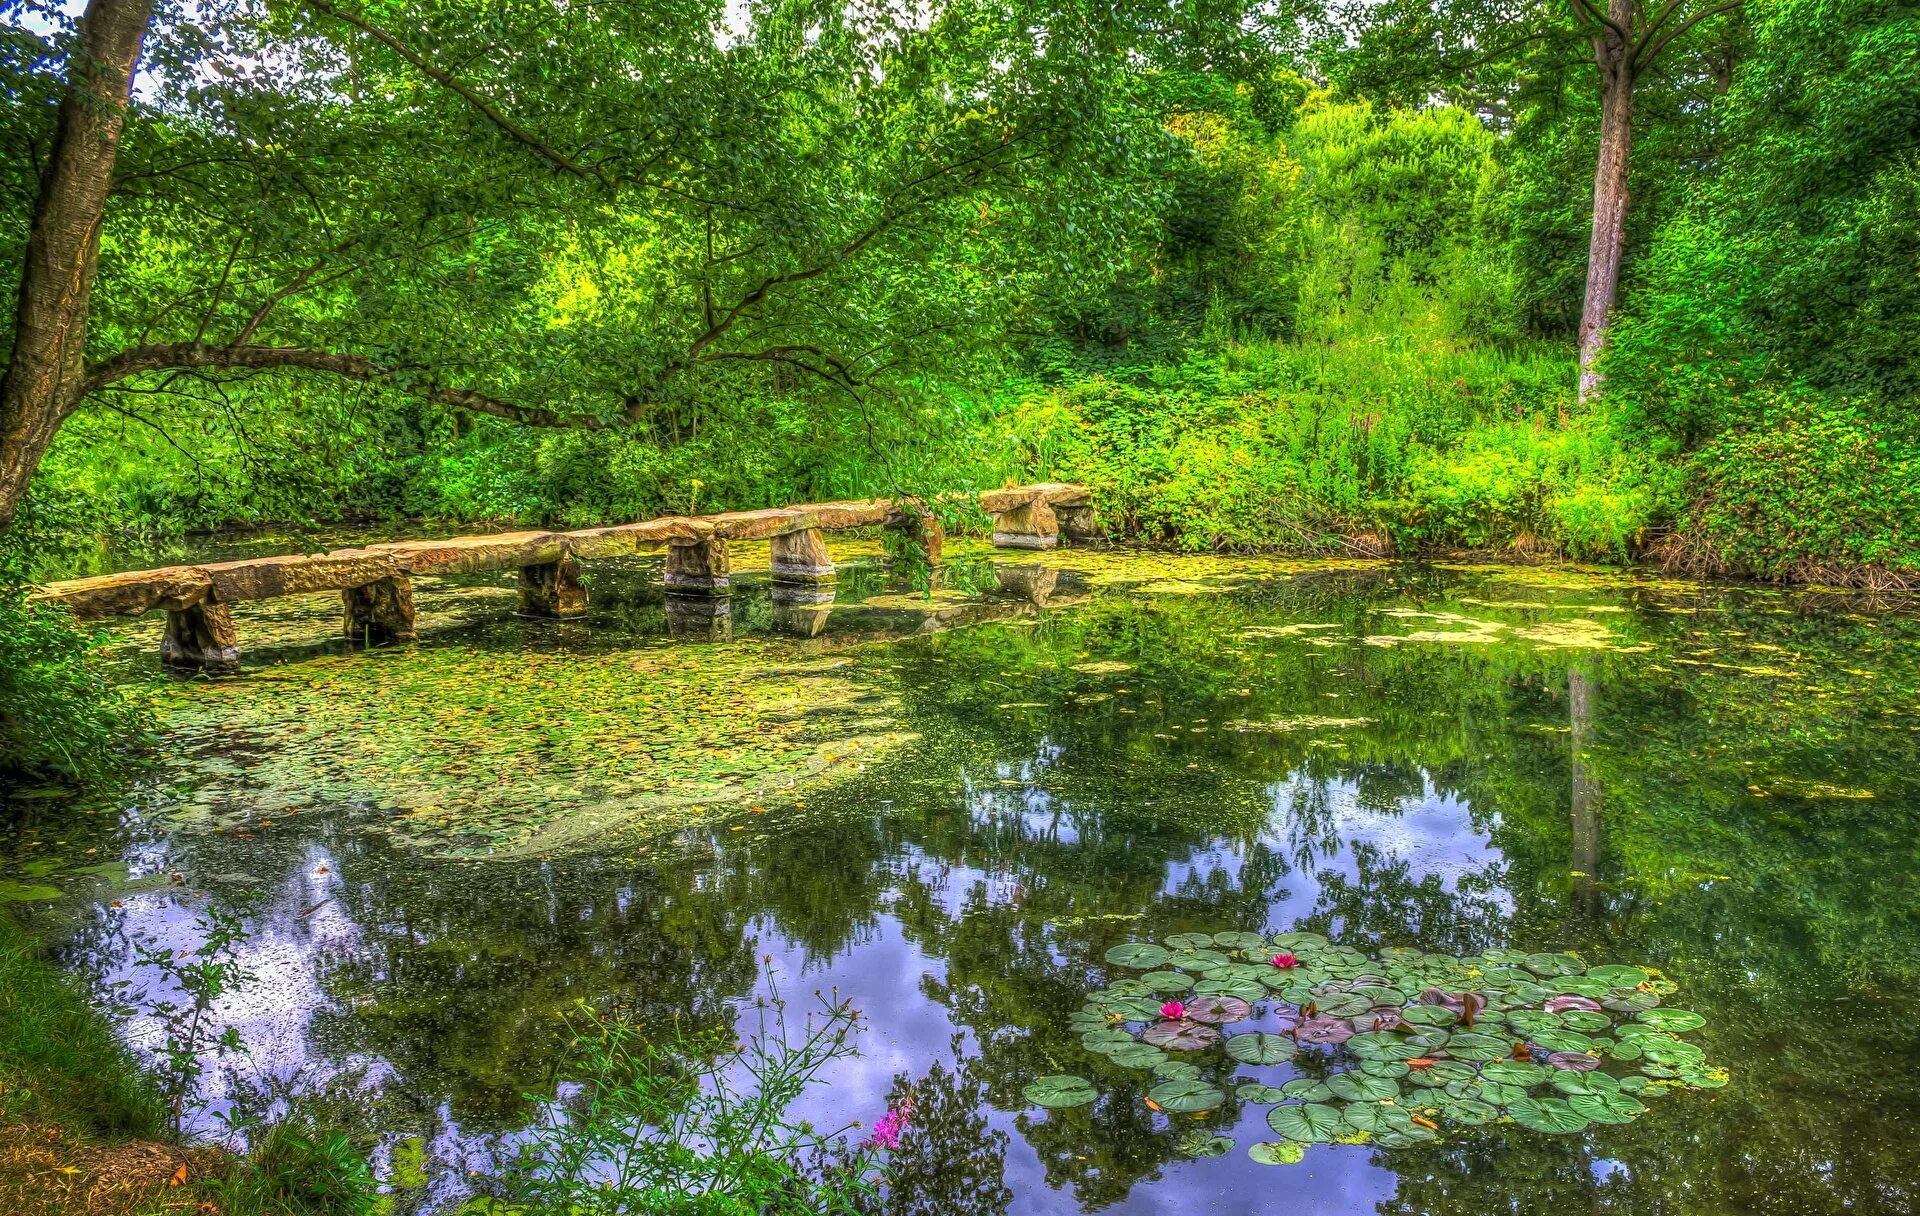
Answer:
top-left (1022, 931), bottom-right (1725, 1164)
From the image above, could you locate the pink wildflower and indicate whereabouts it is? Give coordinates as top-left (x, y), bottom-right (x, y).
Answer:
top-left (1160, 1000), bottom-right (1186, 1021)
top-left (863, 1102), bottom-right (910, 1151)
top-left (1270, 953), bottom-right (1300, 970)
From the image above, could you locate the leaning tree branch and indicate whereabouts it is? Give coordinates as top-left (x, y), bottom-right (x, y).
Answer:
top-left (1634, 0), bottom-right (1743, 69)
top-left (83, 343), bottom-right (601, 428)
top-left (302, 0), bottom-right (611, 186)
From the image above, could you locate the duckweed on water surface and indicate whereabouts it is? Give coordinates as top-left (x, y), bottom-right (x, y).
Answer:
top-left (160, 638), bottom-right (910, 858)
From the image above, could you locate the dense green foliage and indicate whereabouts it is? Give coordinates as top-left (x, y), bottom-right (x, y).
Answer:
top-left (0, 546), bottom-right (149, 787)
top-left (6, 0), bottom-right (1916, 585)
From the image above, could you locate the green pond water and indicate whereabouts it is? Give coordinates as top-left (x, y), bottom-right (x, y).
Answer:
top-left (5, 543), bottom-right (1920, 1214)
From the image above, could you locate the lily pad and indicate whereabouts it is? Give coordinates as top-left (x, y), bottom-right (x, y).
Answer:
top-left (1342, 1101), bottom-right (1415, 1134)
top-left (1248, 1141), bottom-right (1306, 1166)
top-left (1154, 1059), bottom-right (1202, 1080)
top-left (1184, 995), bottom-right (1252, 1025)
top-left (1105, 942), bottom-right (1171, 970)
top-left (1142, 1021), bottom-right (1221, 1051)
top-left (1165, 932), bottom-right (1218, 949)
top-left (1569, 1090), bottom-right (1648, 1125)
top-left (1326, 1071), bottom-right (1399, 1103)
top-left (1441, 1097), bottom-right (1497, 1125)
top-left (1267, 1102), bottom-right (1344, 1143)
top-left (1442, 1031), bottom-right (1514, 1061)
top-left (1586, 964), bottom-right (1651, 987)
top-left (1225, 1032), bottom-right (1298, 1065)
top-left (1546, 1052), bottom-right (1601, 1072)
top-left (1148, 1079), bottom-right (1226, 1112)
top-left (1481, 1060), bottom-right (1549, 1087)
top-left (1294, 1016), bottom-right (1354, 1046)
top-left (1193, 976), bottom-right (1268, 1002)
top-left (1530, 1029), bottom-right (1597, 1054)
top-left (1236, 1083), bottom-right (1289, 1103)
top-left (1140, 971), bottom-right (1194, 993)
top-left (1637, 1008), bottom-right (1706, 1033)
top-left (1025, 1076), bottom-right (1097, 1109)
top-left (1106, 1042), bottom-right (1169, 1069)
top-left (1212, 931), bottom-right (1271, 953)
top-left (1524, 953), bottom-right (1586, 977)
top-left (1507, 1096), bottom-right (1591, 1135)
top-left (1399, 1003), bottom-right (1459, 1026)
top-left (1279, 1077), bottom-right (1334, 1101)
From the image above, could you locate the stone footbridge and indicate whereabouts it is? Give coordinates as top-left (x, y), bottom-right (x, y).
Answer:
top-left (33, 483), bottom-right (1098, 667)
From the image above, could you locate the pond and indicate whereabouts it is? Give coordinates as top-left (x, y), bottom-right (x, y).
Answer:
top-left (6, 542), bottom-right (1920, 1214)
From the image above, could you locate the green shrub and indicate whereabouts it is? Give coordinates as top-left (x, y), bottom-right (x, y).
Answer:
top-left (0, 560), bottom-right (151, 789)
top-left (1682, 393), bottom-right (1920, 580)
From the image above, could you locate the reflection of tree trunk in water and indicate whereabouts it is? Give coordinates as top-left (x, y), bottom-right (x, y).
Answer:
top-left (1569, 668), bottom-right (1602, 919)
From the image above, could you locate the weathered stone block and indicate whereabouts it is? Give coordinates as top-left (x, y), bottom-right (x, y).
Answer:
top-left (885, 507), bottom-right (945, 567)
top-left (35, 566), bottom-right (212, 619)
top-left (770, 527), bottom-right (835, 585)
top-left (566, 516), bottom-right (710, 559)
top-left (1055, 503), bottom-right (1107, 546)
top-left (344, 575), bottom-right (417, 645)
top-left (989, 497), bottom-right (1060, 550)
top-left (664, 537), bottom-right (730, 594)
top-left (199, 549), bottom-right (400, 602)
top-left (704, 508), bottom-right (817, 541)
top-left (519, 555), bottom-right (589, 618)
top-left (789, 499), bottom-right (892, 529)
top-left (161, 601), bottom-right (240, 669)
top-left (369, 531), bottom-right (567, 576)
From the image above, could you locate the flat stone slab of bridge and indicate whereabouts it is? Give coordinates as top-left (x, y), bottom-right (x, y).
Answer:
top-left (34, 483), bottom-right (1099, 667)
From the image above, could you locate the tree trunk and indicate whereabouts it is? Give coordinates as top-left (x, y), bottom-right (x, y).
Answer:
top-left (1578, 17), bottom-right (1637, 405)
top-left (0, 0), bottom-right (154, 533)
top-left (1569, 667), bottom-right (1602, 919)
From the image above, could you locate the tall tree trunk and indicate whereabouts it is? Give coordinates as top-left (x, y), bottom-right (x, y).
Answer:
top-left (0, 0), bottom-right (154, 534)
top-left (1578, 14), bottom-right (1637, 405)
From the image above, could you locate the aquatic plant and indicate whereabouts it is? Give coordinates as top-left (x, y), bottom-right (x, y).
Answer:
top-left (495, 990), bottom-right (889, 1213)
top-left (1034, 932), bottom-right (1725, 1164)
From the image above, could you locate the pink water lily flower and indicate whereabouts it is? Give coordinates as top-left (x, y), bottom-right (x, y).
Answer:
top-left (1270, 953), bottom-right (1300, 970)
top-left (1160, 1000), bottom-right (1187, 1021)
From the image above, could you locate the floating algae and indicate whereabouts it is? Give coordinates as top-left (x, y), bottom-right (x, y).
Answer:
top-left (157, 636), bottom-right (913, 858)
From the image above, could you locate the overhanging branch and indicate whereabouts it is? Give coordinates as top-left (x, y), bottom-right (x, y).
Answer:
top-left (83, 343), bottom-right (600, 428)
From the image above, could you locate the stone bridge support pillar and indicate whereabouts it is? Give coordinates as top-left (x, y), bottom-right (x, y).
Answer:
top-left (1055, 503), bottom-right (1105, 546)
top-left (345, 575), bottom-right (418, 644)
top-left (518, 554), bottom-right (589, 618)
top-left (665, 537), bottom-right (730, 595)
top-left (161, 601), bottom-right (240, 669)
top-left (988, 497), bottom-right (1059, 550)
top-left (770, 527), bottom-right (835, 586)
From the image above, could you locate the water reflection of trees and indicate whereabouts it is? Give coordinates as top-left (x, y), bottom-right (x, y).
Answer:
top-left (74, 565), bottom-right (1920, 1211)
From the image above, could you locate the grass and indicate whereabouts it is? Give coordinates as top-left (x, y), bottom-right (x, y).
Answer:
top-left (0, 912), bottom-right (378, 1216)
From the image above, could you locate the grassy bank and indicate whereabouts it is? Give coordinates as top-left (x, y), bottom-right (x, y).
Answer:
top-left (0, 913), bottom-right (378, 1216)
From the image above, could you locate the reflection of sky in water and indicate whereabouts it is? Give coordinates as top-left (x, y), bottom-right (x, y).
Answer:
top-left (91, 749), bottom-right (1480, 1214)
top-left (29, 558), bottom-right (1920, 1215)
